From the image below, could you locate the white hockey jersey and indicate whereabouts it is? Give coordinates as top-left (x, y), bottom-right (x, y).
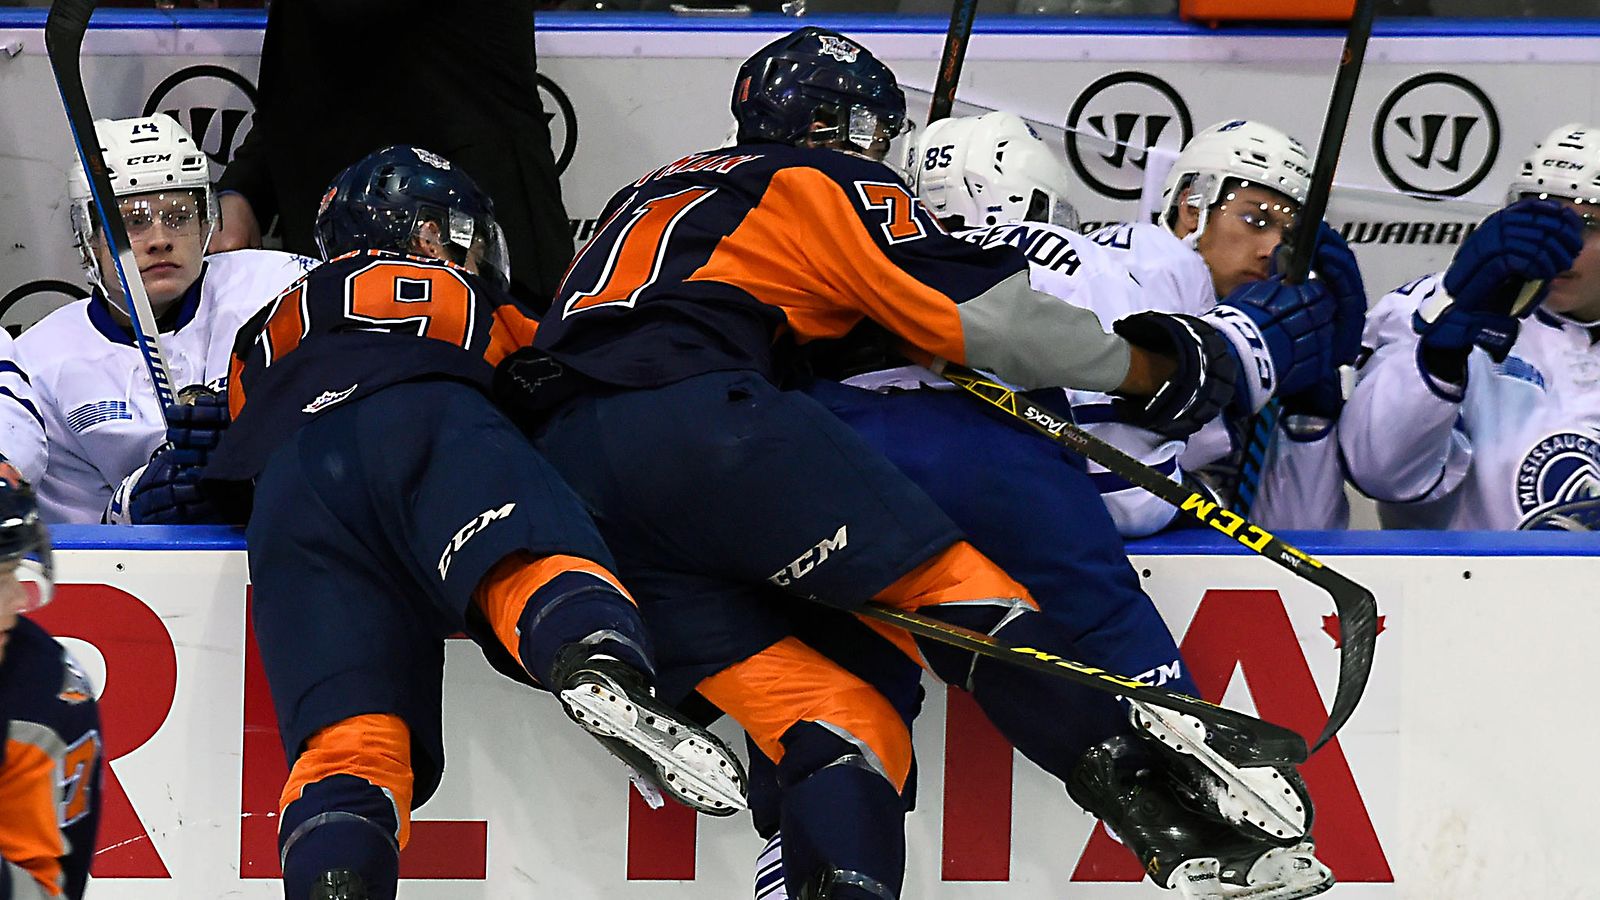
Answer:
top-left (1339, 273), bottom-right (1600, 530)
top-left (0, 331), bottom-right (47, 484)
top-left (1085, 222), bottom-right (1350, 532)
top-left (14, 250), bottom-right (316, 523)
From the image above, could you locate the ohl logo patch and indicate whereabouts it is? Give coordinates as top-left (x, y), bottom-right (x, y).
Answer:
top-left (1515, 430), bottom-right (1600, 530)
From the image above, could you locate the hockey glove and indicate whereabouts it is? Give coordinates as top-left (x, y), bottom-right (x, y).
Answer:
top-left (164, 384), bottom-right (230, 467)
top-left (1111, 312), bottom-right (1239, 440)
top-left (1417, 198), bottom-right (1585, 363)
top-left (1311, 222), bottom-right (1369, 368)
top-left (106, 450), bottom-right (221, 525)
top-left (1204, 276), bottom-right (1336, 412)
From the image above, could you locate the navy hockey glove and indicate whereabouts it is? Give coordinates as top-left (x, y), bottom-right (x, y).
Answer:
top-left (1112, 312), bottom-right (1239, 440)
top-left (164, 384), bottom-right (230, 467)
top-left (1205, 276), bottom-right (1336, 411)
top-left (1311, 222), bottom-right (1368, 368)
top-left (1418, 198), bottom-right (1584, 362)
top-left (125, 450), bottom-right (221, 525)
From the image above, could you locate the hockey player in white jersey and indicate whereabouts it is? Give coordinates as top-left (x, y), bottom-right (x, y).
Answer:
top-left (15, 114), bottom-right (315, 524)
top-left (1086, 119), bottom-right (1366, 530)
top-left (899, 113), bottom-right (1357, 536)
top-left (1339, 123), bottom-right (1591, 530)
top-left (0, 331), bottom-right (46, 488)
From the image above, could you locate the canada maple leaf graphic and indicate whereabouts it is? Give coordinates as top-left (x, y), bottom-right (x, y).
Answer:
top-left (1322, 614), bottom-right (1386, 648)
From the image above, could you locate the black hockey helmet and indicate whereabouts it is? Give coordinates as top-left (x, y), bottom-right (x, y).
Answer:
top-left (731, 27), bottom-right (909, 158)
top-left (0, 480), bottom-right (52, 612)
top-left (314, 146), bottom-right (511, 291)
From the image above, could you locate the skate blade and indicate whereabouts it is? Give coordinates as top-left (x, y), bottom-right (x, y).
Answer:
top-left (560, 680), bottom-right (747, 816)
top-left (1130, 701), bottom-right (1308, 841)
top-left (1174, 847), bottom-right (1334, 900)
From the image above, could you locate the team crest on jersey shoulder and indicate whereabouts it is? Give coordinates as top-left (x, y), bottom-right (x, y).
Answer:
top-left (1515, 430), bottom-right (1600, 530)
top-left (58, 652), bottom-right (94, 705)
top-left (816, 35), bottom-right (860, 63)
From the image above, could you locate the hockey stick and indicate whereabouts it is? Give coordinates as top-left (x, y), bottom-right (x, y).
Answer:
top-left (932, 359), bottom-right (1376, 752)
top-left (46, 0), bottom-right (176, 416)
top-left (1233, 0), bottom-right (1378, 516)
top-left (858, 602), bottom-right (1308, 760)
top-left (927, 0), bottom-right (979, 123)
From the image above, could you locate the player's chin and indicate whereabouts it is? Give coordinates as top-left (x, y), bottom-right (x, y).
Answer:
top-left (142, 271), bottom-right (192, 307)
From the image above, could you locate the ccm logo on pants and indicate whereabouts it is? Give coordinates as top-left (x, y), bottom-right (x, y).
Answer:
top-left (439, 503), bottom-right (518, 580)
top-left (768, 525), bottom-right (848, 588)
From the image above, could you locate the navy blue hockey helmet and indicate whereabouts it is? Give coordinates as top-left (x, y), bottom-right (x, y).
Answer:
top-left (314, 146), bottom-right (511, 291)
top-left (0, 480), bottom-right (52, 612)
top-left (731, 27), bottom-right (909, 158)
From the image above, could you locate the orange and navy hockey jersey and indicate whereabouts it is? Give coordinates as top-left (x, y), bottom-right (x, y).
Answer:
top-left (205, 250), bottom-right (541, 481)
top-left (534, 143), bottom-right (1130, 394)
top-left (0, 616), bottom-right (102, 900)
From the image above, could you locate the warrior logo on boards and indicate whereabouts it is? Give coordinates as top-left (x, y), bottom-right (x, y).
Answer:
top-left (1515, 430), bottom-right (1600, 531)
top-left (1064, 71), bottom-right (1193, 201)
top-left (1372, 72), bottom-right (1501, 199)
top-left (0, 279), bottom-right (90, 333)
top-left (143, 65), bottom-right (260, 180)
top-left (538, 74), bottom-right (579, 175)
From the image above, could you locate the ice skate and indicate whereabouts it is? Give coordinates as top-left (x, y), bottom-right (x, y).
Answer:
top-left (1067, 736), bottom-right (1333, 900)
top-left (1129, 700), bottom-right (1312, 843)
top-left (557, 653), bottom-right (748, 816)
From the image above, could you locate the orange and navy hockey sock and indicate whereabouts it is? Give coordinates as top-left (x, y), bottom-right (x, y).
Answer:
top-left (473, 553), bottom-right (654, 686)
top-left (279, 714), bottom-right (412, 900)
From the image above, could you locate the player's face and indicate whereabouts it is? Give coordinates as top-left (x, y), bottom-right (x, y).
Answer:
top-left (1540, 199), bottom-right (1600, 322)
top-left (0, 561), bottom-right (23, 666)
top-left (94, 190), bottom-right (208, 317)
top-left (1193, 184), bottom-right (1300, 298)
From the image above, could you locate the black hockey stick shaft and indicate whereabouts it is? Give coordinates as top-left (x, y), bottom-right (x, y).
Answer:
top-left (1283, 0), bottom-right (1377, 285)
top-left (933, 360), bottom-right (1376, 752)
top-left (928, 0), bottom-right (979, 124)
top-left (858, 603), bottom-right (1307, 759)
top-left (1236, 0), bottom-right (1378, 515)
top-left (46, 0), bottom-right (176, 417)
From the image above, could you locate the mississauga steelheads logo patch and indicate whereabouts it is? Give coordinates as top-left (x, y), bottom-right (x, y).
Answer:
top-left (1516, 431), bottom-right (1600, 530)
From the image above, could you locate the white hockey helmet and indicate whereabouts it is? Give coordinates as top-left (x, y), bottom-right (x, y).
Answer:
top-left (1157, 119), bottom-right (1312, 237)
top-left (1507, 123), bottom-right (1600, 208)
top-left (912, 111), bottom-right (1080, 231)
top-left (68, 114), bottom-right (218, 291)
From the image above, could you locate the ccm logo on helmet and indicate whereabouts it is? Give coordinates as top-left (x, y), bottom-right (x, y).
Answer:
top-left (438, 502), bottom-right (517, 580)
top-left (127, 154), bottom-right (173, 166)
top-left (769, 524), bottom-right (848, 588)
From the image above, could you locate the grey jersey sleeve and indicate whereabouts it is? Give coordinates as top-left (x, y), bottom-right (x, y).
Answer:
top-left (956, 270), bottom-right (1132, 392)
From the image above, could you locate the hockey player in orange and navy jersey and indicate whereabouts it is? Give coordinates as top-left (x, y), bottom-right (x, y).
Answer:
top-left (506, 27), bottom-right (1328, 900)
top-left (202, 147), bottom-right (746, 900)
top-left (0, 481), bottom-right (102, 900)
